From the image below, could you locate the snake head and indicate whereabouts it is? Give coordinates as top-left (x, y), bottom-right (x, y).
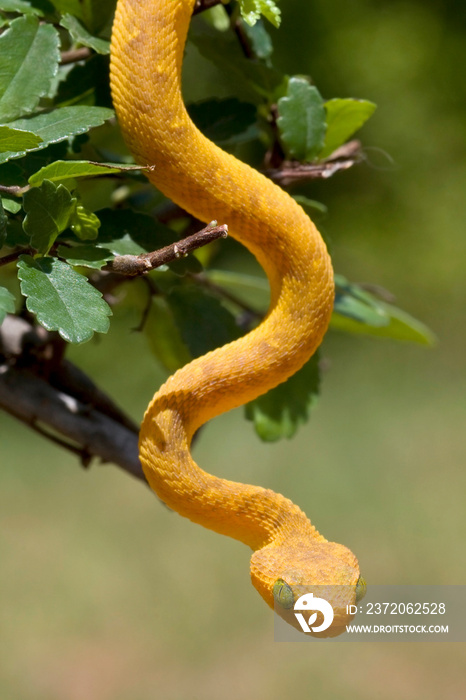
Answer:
top-left (250, 539), bottom-right (365, 637)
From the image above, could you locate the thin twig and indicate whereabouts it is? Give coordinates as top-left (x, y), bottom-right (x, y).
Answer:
top-left (109, 222), bottom-right (228, 276)
top-left (265, 141), bottom-right (363, 186)
top-left (0, 249), bottom-right (32, 268)
top-left (60, 47), bottom-right (92, 65)
top-left (223, 2), bottom-right (254, 59)
top-left (0, 183), bottom-right (27, 196)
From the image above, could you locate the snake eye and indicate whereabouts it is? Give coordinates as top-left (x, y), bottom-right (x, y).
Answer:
top-left (273, 578), bottom-right (295, 609)
top-left (355, 576), bottom-right (367, 602)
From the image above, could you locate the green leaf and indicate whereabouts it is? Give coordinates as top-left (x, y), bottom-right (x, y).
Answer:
top-left (82, 0), bottom-right (116, 35)
top-left (29, 160), bottom-right (140, 187)
top-left (331, 302), bottom-right (435, 345)
top-left (97, 208), bottom-right (166, 254)
top-left (242, 18), bottom-right (273, 60)
top-left (98, 231), bottom-right (145, 257)
top-left (334, 292), bottom-right (388, 327)
top-left (319, 98), bottom-right (377, 159)
top-left (48, 0), bottom-right (83, 20)
top-left (245, 352), bottom-right (320, 441)
top-left (0, 16), bottom-right (60, 122)
top-left (0, 196), bottom-right (7, 245)
top-left (69, 204), bottom-right (100, 240)
top-left (56, 243), bottom-right (113, 269)
top-left (368, 304), bottom-right (436, 345)
top-left (202, 4), bottom-right (229, 32)
top-left (277, 77), bottom-right (326, 161)
top-left (60, 14), bottom-right (110, 55)
top-left (22, 179), bottom-right (76, 254)
top-left (188, 98), bottom-right (257, 145)
top-left (0, 125), bottom-right (42, 153)
top-left (238, 0), bottom-right (281, 28)
top-left (17, 254), bottom-right (111, 343)
top-left (167, 284), bottom-right (240, 359)
top-left (144, 296), bottom-right (191, 372)
top-left (50, 0), bottom-right (115, 33)
top-left (0, 0), bottom-right (44, 15)
top-left (331, 275), bottom-right (435, 345)
top-left (0, 286), bottom-right (15, 324)
top-left (0, 106), bottom-right (114, 164)
top-left (1, 196), bottom-right (21, 214)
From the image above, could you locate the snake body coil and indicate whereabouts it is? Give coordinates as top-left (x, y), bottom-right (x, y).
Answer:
top-left (110, 0), bottom-right (362, 633)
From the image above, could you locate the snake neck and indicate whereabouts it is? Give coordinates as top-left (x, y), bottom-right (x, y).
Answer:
top-left (110, 0), bottom-right (334, 549)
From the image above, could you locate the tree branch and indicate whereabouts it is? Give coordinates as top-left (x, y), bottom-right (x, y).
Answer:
top-left (0, 315), bottom-right (145, 483)
top-left (109, 222), bottom-right (228, 276)
top-left (0, 364), bottom-right (144, 481)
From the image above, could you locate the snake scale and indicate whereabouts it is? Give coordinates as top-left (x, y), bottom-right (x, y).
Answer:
top-left (110, 0), bottom-right (364, 633)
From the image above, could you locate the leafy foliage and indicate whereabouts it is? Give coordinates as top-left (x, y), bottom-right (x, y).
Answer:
top-left (0, 1), bottom-right (43, 16)
top-left (0, 15), bottom-right (60, 122)
top-left (238, 0), bottom-right (281, 28)
top-left (29, 160), bottom-right (138, 186)
top-left (0, 0), bottom-right (432, 443)
top-left (0, 125), bottom-right (41, 152)
top-left (332, 275), bottom-right (435, 345)
top-left (277, 78), bottom-right (326, 161)
top-left (320, 99), bottom-right (376, 159)
top-left (56, 242), bottom-right (113, 269)
top-left (59, 13), bottom-right (110, 54)
top-left (23, 179), bottom-right (76, 254)
top-left (1, 106), bottom-right (114, 164)
top-left (17, 254), bottom-right (111, 343)
top-left (245, 353), bottom-right (320, 441)
top-left (167, 285), bottom-right (240, 359)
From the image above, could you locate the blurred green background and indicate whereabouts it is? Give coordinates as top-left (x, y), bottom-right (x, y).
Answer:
top-left (1, 0), bottom-right (465, 697)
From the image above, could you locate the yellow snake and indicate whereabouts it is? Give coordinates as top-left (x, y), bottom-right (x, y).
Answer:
top-left (110, 0), bottom-right (364, 634)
